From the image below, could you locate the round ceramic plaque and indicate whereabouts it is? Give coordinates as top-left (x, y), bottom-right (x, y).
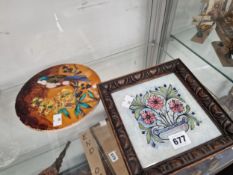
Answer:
top-left (15, 64), bottom-right (101, 130)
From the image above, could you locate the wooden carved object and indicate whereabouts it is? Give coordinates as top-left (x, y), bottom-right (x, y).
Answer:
top-left (212, 0), bottom-right (233, 66)
top-left (191, 0), bottom-right (219, 43)
top-left (39, 141), bottom-right (71, 175)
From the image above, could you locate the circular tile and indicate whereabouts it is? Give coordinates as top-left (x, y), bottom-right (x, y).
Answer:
top-left (15, 64), bottom-right (101, 130)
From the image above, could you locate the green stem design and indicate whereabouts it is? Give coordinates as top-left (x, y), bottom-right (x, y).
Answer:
top-left (160, 112), bottom-right (172, 126)
top-left (156, 118), bottom-right (168, 128)
top-left (163, 108), bottom-right (173, 126)
top-left (164, 100), bottom-right (175, 125)
top-left (154, 120), bottom-right (166, 128)
top-left (172, 112), bottom-right (175, 124)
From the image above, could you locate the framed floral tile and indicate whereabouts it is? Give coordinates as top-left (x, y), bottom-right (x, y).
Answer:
top-left (98, 59), bottom-right (233, 175)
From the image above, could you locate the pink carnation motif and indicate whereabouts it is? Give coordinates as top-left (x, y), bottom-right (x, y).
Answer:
top-left (147, 96), bottom-right (164, 110)
top-left (169, 99), bottom-right (184, 113)
top-left (141, 110), bottom-right (156, 124)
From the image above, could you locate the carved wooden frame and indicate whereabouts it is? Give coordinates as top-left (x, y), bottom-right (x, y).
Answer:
top-left (98, 59), bottom-right (233, 175)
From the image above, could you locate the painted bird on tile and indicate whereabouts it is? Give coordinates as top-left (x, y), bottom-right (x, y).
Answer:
top-left (37, 75), bottom-right (88, 88)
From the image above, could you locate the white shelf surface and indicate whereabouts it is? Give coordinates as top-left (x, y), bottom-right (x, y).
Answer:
top-left (171, 27), bottom-right (233, 83)
top-left (165, 38), bottom-right (233, 98)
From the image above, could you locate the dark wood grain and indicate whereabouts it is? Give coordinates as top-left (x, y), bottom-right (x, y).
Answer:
top-left (98, 59), bottom-right (233, 175)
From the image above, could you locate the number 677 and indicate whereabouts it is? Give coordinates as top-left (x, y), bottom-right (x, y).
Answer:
top-left (173, 135), bottom-right (186, 145)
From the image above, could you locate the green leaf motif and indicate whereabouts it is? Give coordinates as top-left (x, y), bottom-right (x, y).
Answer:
top-left (75, 105), bottom-right (81, 116)
top-left (132, 95), bottom-right (143, 105)
top-left (188, 118), bottom-right (195, 130)
top-left (129, 95), bottom-right (145, 111)
top-left (79, 93), bottom-right (86, 101)
top-left (186, 105), bottom-right (191, 113)
top-left (166, 85), bottom-right (185, 102)
top-left (143, 92), bottom-right (150, 103)
top-left (152, 134), bottom-right (164, 143)
top-left (129, 96), bottom-right (144, 121)
top-left (150, 90), bottom-right (165, 98)
top-left (79, 102), bottom-right (91, 108)
top-left (187, 114), bottom-right (201, 130)
top-left (192, 115), bottom-right (201, 126)
top-left (166, 85), bottom-right (173, 97)
top-left (138, 122), bottom-right (146, 130)
top-left (87, 90), bottom-right (95, 99)
top-left (159, 86), bottom-right (167, 97)
top-left (58, 108), bottom-right (70, 118)
top-left (146, 130), bottom-right (151, 144)
top-left (134, 108), bottom-right (143, 120)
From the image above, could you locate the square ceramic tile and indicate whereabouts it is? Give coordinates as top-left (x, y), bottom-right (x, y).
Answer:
top-left (112, 73), bottom-right (221, 168)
